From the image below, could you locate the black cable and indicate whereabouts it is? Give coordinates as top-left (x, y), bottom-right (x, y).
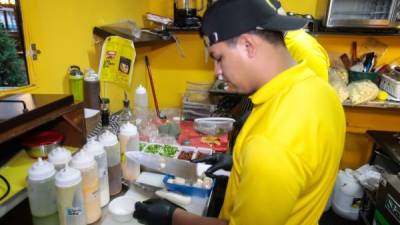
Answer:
top-left (0, 174), bottom-right (10, 201)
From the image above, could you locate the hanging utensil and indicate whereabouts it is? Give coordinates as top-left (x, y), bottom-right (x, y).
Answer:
top-left (144, 56), bottom-right (161, 118)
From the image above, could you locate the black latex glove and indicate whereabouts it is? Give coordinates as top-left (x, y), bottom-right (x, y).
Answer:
top-left (133, 198), bottom-right (181, 225)
top-left (192, 153), bottom-right (232, 179)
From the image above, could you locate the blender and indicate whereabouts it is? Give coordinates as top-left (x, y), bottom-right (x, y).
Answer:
top-left (174, 0), bottom-right (204, 27)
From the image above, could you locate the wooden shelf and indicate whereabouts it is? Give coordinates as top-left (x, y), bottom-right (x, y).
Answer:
top-left (311, 26), bottom-right (400, 36)
top-left (0, 94), bottom-right (86, 147)
top-left (93, 26), bottom-right (174, 47)
top-left (305, 19), bottom-right (400, 36)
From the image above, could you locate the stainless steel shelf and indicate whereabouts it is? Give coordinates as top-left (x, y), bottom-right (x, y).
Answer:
top-left (93, 26), bottom-right (174, 47)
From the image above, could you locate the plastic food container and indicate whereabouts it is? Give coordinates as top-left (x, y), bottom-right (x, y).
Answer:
top-left (380, 73), bottom-right (400, 99)
top-left (163, 175), bottom-right (214, 198)
top-left (186, 81), bottom-right (212, 91)
top-left (143, 143), bottom-right (179, 158)
top-left (139, 142), bottom-right (148, 151)
top-left (139, 142), bottom-right (213, 161)
top-left (194, 147), bottom-right (213, 160)
top-left (177, 146), bottom-right (196, 161)
top-left (348, 70), bottom-right (379, 84)
top-left (108, 196), bottom-right (136, 223)
top-left (194, 117), bottom-right (235, 136)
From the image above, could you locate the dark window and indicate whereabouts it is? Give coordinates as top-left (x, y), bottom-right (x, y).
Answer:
top-left (0, 0), bottom-right (29, 88)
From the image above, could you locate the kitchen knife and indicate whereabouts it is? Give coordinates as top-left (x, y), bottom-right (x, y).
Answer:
top-left (126, 151), bottom-right (198, 181)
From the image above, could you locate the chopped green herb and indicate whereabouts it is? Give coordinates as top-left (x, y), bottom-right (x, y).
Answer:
top-left (160, 145), bottom-right (178, 157)
top-left (145, 144), bottom-right (163, 154)
top-left (139, 143), bottom-right (147, 151)
top-left (143, 144), bottom-right (178, 158)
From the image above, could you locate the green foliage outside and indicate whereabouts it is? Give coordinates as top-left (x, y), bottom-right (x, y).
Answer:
top-left (0, 26), bottom-right (27, 87)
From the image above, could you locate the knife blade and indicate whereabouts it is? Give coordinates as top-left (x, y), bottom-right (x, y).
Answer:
top-left (126, 151), bottom-right (198, 181)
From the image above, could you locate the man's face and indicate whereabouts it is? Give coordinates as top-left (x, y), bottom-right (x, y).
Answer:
top-left (208, 39), bottom-right (254, 94)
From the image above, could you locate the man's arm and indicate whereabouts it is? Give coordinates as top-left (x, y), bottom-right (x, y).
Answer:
top-left (173, 209), bottom-right (228, 225)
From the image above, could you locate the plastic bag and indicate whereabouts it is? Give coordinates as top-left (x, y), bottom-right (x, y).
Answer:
top-left (353, 164), bottom-right (382, 191)
top-left (348, 80), bottom-right (379, 104)
top-left (329, 67), bottom-right (349, 103)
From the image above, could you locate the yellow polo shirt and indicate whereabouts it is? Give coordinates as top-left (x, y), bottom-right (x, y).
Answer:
top-left (219, 62), bottom-right (345, 225)
top-left (285, 30), bottom-right (330, 81)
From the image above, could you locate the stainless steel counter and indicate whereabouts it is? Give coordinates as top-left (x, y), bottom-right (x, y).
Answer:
top-left (0, 180), bottom-right (212, 225)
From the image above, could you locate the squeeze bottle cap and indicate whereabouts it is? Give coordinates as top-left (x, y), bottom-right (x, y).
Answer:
top-left (98, 130), bottom-right (118, 147)
top-left (28, 158), bottom-right (56, 181)
top-left (55, 164), bottom-right (82, 188)
top-left (71, 150), bottom-right (96, 170)
top-left (135, 85), bottom-right (147, 95)
top-left (84, 68), bottom-right (99, 82)
top-left (48, 147), bottom-right (72, 166)
top-left (119, 122), bottom-right (138, 136)
top-left (83, 139), bottom-right (105, 157)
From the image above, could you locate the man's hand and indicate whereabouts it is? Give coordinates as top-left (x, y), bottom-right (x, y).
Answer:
top-left (133, 198), bottom-right (181, 225)
top-left (192, 153), bottom-right (232, 179)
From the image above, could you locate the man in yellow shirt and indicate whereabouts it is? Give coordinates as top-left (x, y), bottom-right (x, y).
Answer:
top-left (228, 0), bottom-right (330, 151)
top-left (133, 0), bottom-right (345, 224)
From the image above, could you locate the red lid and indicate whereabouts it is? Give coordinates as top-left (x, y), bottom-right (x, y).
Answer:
top-left (22, 130), bottom-right (64, 147)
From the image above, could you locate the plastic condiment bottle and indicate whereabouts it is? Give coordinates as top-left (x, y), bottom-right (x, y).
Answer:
top-left (70, 151), bottom-right (101, 224)
top-left (118, 92), bottom-right (134, 126)
top-left (83, 68), bottom-right (100, 109)
top-left (68, 65), bottom-right (84, 102)
top-left (32, 213), bottom-right (59, 225)
top-left (119, 122), bottom-right (140, 182)
top-left (83, 139), bottom-right (110, 207)
top-left (135, 85), bottom-right (148, 108)
top-left (134, 85), bottom-right (148, 124)
top-left (98, 130), bottom-right (122, 195)
top-left (48, 147), bottom-right (72, 171)
top-left (55, 165), bottom-right (86, 225)
top-left (27, 158), bottom-right (57, 217)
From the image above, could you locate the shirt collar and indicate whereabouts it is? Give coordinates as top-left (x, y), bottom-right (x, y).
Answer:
top-left (250, 61), bottom-right (312, 105)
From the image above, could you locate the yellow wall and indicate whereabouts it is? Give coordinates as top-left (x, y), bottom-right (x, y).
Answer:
top-left (19, 0), bottom-right (400, 112)
top-left (19, 0), bottom-right (150, 111)
top-left (17, 0), bottom-right (215, 112)
top-left (280, 0), bottom-right (317, 15)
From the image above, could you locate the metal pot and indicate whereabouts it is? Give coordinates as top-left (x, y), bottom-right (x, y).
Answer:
top-left (21, 130), bottom-right (64, 159)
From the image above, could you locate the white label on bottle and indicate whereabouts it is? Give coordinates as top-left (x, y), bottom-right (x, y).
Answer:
top-left (67, 207), bottom-right (83, 215)
top-left (66, 207), bottom-right (84, 225)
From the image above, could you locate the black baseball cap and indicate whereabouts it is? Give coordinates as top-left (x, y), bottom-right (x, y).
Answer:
top-left (267, 0), bottom-right (282, 10)
top-left (201, 0), bottom-right (306, 47)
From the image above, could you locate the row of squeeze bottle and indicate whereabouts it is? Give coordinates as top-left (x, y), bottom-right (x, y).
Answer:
top-left (27, 86), bottom-right (146, 224)
top-left (27, 151), bottom-right (101, 225)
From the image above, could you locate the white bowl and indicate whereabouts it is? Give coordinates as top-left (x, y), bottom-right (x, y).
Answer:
top-left (108, 196), bottom-right (136, 223)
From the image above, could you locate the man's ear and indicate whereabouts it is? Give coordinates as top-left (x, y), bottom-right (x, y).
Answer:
top-left (238, 34), bottom-right (256, 58)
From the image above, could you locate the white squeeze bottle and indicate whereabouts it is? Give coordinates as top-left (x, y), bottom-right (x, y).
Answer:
top-left (98, 130), bottom-right (122, 196)
top-left (83, 139), bottom-right (110, 207)
top-left (27, 158), bottom-right (57, 217)
top-left (119, 122), bottom-right (140, 182)
top-left (55, 164), bottom-right (86, 225)
top-left (134, 85), bottom-right (148, 124)
top-left (48, 147), bottom-right (72, 171)
top-left (70, 151), bottom-right (101, 224)
top-left (135, 85), bottom-right (148, 108)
